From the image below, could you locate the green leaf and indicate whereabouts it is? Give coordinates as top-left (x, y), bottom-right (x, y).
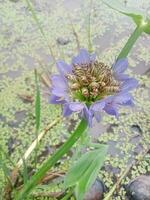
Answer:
top-left (102, 0), bottom-right (150, 34)
top-left (143, 20), bottom-right (150, 34)
top-left (64, 150), bottom-right (96, 188)
top-left (64, 144), bottom-right (108, 200)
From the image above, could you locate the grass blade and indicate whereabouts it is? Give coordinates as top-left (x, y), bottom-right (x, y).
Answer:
top-left (67, 13), bottom-right (80, 51)
top-left (16, 119), bottom-right (87, 200)
top-left (24, 0), bottom-right (55, 62)
top-left (0, 152), bottom-right (12, 187)
top-left (35, 69), bottom-right (41, 132)
top-left (34, 69), bottom-right (41, 168)
top-left (18, 151), bottom-right (28, 184)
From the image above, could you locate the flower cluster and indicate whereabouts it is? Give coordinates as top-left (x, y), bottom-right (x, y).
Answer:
top-left (50, 49), bottom-right (138, 126)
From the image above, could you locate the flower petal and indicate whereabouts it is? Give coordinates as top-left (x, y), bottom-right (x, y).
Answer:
top-left (114, 92), bottom-right (133, 105)
top-left (113, 58), bottom-right (128, 74)
top-left (51, 75), bottom-right (67, 89)
top-left (69, 102), bottom-right (85, 112)
top-left (94, 111), bottom-right (101, 122)
top-left (56, 60), bottom-right (72, 76)
top-left (72, 49), bottom-right (90, 65)
top-left (121, 78), bottom-right (138, 92)
top-left (51, 88), bottom-right (67, 97)
top-left (90, 100), bottom-right (105, 112)
top-left (63, 103), bottom-right (73, 117)
top-left (114, 73), bottom-right (130, 81)
top-left (104, 105), bottom-right (119, 117)
top-left (49, 94), bottom-right (66, 104)
top-left (83, 106), bottom-right (92, 127)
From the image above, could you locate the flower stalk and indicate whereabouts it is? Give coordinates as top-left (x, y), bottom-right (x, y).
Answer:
top-left (16, 119), bottom-right (87, 200)
top-left (117, 25), bottom-right (143, 60)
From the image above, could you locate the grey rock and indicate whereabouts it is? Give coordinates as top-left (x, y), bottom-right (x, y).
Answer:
top-left (84, 178), bottom-right (105, 200)
top-left (126, 175), bottom-right (150, 200)
top-left (56, 37), bottom-right (71, 45)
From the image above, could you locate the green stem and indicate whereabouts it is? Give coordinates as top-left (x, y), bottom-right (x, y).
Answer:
top-left (117, 25), bottom-right (143, 60)
top-left (16, 119), bottom-right (87, 200)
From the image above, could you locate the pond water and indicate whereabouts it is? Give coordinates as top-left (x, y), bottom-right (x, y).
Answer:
top-left (0, 0), bottom-right (150, 199)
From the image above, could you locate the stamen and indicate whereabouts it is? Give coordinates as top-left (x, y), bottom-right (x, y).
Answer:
top-left (66, 60), bottom-right (120, 102)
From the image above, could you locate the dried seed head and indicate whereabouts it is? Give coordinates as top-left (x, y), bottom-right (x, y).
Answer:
top-left (66, 60), bottom-right (120, 102)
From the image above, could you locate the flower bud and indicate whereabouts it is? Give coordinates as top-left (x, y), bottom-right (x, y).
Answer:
top-left (70, 83), bottom-right (80, 90)
top-left (82, 88), bottom-right (89, 97)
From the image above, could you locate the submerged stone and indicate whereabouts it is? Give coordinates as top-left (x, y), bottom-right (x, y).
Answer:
top-left (84, 178), bottom-right (105, 200)
top-left (56, 37), bottom-right (71, 45)
top-left (126, 175), bottom-right (150, 200)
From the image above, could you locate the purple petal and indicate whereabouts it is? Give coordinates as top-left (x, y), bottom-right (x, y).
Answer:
top-left (123, 99), bottom-right (134, 106)
top-left (114, 92), bottom-right (133, 105)
top-left (90, 101), bottom-right (105, 112)
top-left (49, 95), bottom-right (66, 104)
top-left (69, 102), bottom-right (85, 112)
top-left (51, 75), bottom-right (67, 89)
top-left (121, 78), bottom-right (138, 92)
top-left (56, 60), bottom-right (72, 76)
top-left (104, 105), bottom-right (119, 117)
top-left (114, 73), bottom-right (130, 81)
top-left (63, 103), bottom-right (73, 117)
top-left (83, 106), bottom-right (92, 127)
top-left (113, 58), bottom-right (128, 74)
top-left (51, 88), bottom-right (67, 97)
top-left (72, 49), bottom-right (90, 65)
top-left (94, 111), bottom-right (101, 122)
top-left (89, 101), bottom-right (105, 125)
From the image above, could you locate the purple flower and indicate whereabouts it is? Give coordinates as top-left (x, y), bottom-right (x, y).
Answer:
top-left (49, 49), bottom-right (138, 126)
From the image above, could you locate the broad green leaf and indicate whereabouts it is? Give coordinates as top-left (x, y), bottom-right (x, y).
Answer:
top-left (102, 0), bottom-right (150, 34)
top-left (64, 150), bottom-right (97, 188)
top-left (75, 145), bottom-right (107, 200)
top-left (64, 144), bottom-right (108, 200)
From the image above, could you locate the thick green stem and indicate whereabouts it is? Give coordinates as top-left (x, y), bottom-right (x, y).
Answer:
top-left (16, 119), bottom-right (87, 200)
top-left (117, 26), bottom-right (143, 60)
